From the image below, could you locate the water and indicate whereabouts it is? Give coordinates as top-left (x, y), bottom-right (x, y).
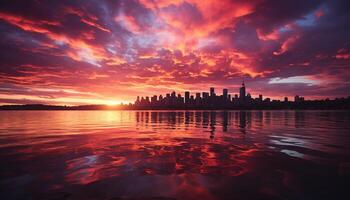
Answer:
top-left (0, 110), bottom-right (349, 200)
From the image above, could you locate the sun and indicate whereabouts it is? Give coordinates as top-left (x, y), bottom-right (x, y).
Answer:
top-left (105, 100), bottom-right (121, 106)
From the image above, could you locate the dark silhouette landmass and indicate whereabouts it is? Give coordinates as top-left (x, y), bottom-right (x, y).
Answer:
top-left (0, 104), bottom-right (113, 110)
top-left (1, 82), bottom-right (349, 110)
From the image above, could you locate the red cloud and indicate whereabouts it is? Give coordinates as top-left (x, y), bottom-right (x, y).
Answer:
top-left (273, 35), bottom-right (299, 55)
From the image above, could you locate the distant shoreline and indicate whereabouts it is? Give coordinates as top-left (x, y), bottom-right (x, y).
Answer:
top-left (1, 104), bottom-right (349, 111)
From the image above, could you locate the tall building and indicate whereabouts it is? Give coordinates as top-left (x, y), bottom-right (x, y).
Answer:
top-left (185, 91), bottom-right (190, 104)
top-left (202, 92), bottom-right (209, 99)
top-left (223, 88), bottom-right (228, 99)
top-left (210, 87), bottom-right (215, 97)
top-left (259, 94), bottom-right (263, 102)
top-left (178, 94), bottom-right (183, 104)
top-left (195, 93), bottom-right (201, 99)
top-left (151, 95), bottom-right (157, 103)
top-left (239, 82), bottom-right (246, 101)
top-left (246, 93), bottom-right (252, 101)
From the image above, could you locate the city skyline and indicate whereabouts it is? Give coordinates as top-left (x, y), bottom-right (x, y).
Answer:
top-left (131, 81), bottom-right (350, 109)
top-left (131, 82), bottom-right (312, 106)
top-left (0, 1), bottom-right (349, 105)
top-left (134, 81), bottom-right (304, 106)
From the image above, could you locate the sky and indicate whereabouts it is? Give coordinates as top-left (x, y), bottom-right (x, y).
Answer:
top-left (0, 0), bottom-right (350, 105)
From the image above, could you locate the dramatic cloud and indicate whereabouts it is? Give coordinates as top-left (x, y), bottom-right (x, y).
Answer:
top-left (0, 0), bottom-right (349, 105)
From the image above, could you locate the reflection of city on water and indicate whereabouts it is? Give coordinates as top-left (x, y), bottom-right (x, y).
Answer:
top-left (134, 110), bottom-right (310, 138)
top-left (135, 110), bottom-right (322, 134)
top-left (135, 111), bottom-right (244, 132)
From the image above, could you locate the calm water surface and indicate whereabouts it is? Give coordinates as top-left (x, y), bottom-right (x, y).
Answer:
top-left (0, 110), bottom-right (349, 200)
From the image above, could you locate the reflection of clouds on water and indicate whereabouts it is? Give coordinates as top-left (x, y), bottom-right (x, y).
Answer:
top-left (281, 149), bottom-right (304, 158)
top-left (0, 111), bottom-right (349, 199)
top-left (62, 136), bottom-right (253, 186)
top-left (133, 110), bottom-right (350, 164)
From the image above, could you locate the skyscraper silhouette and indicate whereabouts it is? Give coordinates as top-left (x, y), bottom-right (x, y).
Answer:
top-left (210, 87), bottom-right (215, 97)
top-left (185, 91), bottom-right (190, 104)
top-left (223, 89), bottom-right (228, 100)
top-left (239, 81), bottom-right (246, 102)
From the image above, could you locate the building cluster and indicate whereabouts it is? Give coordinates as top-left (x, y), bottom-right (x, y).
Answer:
top-left (133, 82), bottom-right (306, 109)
